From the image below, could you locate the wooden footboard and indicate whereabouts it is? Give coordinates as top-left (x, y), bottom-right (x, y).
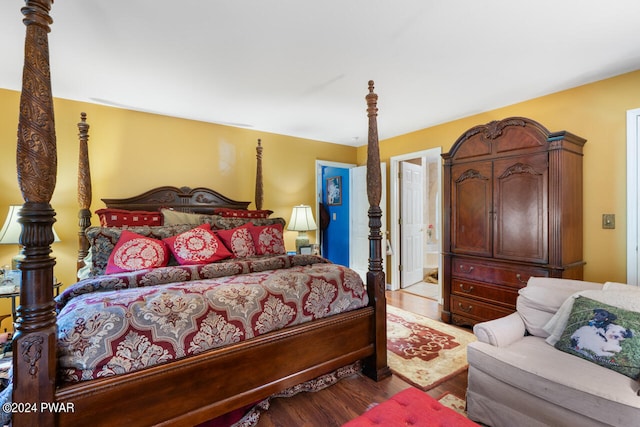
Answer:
top-left (54, 308), bottom-right (375, 426)
top-left (12, 2), bottom-right (389, 426)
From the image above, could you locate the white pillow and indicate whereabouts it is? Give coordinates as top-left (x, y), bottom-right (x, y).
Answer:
top-left (603, 281), bottom-right (639, 291)
top-left (544, 289), bottom-right (640, 345)
top-left (519, 277), bottom-right (602, 311)
top-left (516, 277), bottom-right (602, 337)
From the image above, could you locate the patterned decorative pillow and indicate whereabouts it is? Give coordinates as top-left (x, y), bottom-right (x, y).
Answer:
top-left (248, 223), bottom-right (285, 255)
top-left (164, 223), bottom-right (232, 265)
top-left (105, 230), bottom-right (170, 274)
top-left (216, 224), bottom-right (256, 258)
top-left (207, 216), bottom-right (286, 231)
top-left (554, 296), bottom-right (640, 379)
top-left (85, 224), bottom-right (195, 277)
top-left (95, 208), bottom-right (163, 227)
top-left (213, 208), bottom-right (273, 219)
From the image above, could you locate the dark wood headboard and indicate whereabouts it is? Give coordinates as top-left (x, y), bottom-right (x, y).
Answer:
top-left (101, 186), bottom-right (251, 214)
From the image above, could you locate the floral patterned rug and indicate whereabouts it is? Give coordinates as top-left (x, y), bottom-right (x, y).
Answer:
top-left (437, 392), bottom-right (467, 416)
top-left (387, 305), bottom-right (476, 390)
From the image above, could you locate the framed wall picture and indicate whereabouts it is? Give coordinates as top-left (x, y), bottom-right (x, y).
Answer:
top-left (326, 176), bottom-right (342, 206)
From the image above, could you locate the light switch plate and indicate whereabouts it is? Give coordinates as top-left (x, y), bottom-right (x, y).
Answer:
top-left (602, 213), bottom-right (615, 229)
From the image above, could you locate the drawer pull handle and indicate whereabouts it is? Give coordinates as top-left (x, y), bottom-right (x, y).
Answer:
top-left (459, 283), bottom-right (474, 293)
top-left (458, 265), bottom-right (474, 274)
top-left (516, 274), bottom-right (528, 284)
top-left (458, 302), bottom-right (473, 313)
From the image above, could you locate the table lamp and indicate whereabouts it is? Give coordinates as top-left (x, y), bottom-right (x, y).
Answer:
top-left (288, 205), bottom-right (317, 253)
top-left (0, 205), bottom-right (60, 270)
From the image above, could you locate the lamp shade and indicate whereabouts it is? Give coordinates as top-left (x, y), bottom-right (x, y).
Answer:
top-left (287, 205), bottom-right (317, 232)
top-left (0, 205), bottom-right (60, 245)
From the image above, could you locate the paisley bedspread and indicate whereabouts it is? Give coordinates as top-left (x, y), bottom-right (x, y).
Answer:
top-left (55, 254), bottom-right (368, 384)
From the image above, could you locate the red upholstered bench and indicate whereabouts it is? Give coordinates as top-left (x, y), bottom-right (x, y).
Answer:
top-left (343, 387), bottom-right (479, 427)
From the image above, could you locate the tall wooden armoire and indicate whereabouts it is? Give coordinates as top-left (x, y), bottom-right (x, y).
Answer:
top-left (441, 117), bottom-right (586, 326)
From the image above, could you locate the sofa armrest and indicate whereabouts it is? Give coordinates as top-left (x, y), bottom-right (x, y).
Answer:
top-left (473, 312), bottom-right (526, 347)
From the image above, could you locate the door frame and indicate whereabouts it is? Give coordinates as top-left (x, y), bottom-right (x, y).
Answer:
top-left (627, 108), bottom-right (640, 286)
top-left (389, 148), bottom-right (442, 295)
top-left (315, 160), bottom-right (355, 257)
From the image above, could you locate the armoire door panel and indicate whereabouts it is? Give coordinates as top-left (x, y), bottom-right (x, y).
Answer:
top-left (451, 162), bottom-right (492, 256)
top-left (493, 154), bottom-right (548, 262)
top-left (442, 117), bottom-right (585, 326)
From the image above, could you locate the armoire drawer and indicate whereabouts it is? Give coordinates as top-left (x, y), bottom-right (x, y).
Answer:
top-left (451, 279), bottom-right (518, 308)
top-left (451, 257), bottom-right (549, 288)
top-left (451, 295), bottom-right (514, 323)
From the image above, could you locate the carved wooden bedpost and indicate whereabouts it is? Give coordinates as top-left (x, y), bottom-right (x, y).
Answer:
top-left (13, 1), bottom-right (58, 426)
top-left (363, 81), bottom-right (391, 381)
top-left (77, 112), bottom-right (92, 276)
top-left (255, 139), bottom-right (264, 210)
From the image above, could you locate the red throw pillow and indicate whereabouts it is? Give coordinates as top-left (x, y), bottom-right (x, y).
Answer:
top-left (106, 230), bottom-right (170, 274)
top-left (164, 224), bottom-right (232, 265)
top-left (96, 208), bottom-right (163, 227)
top-left (249, 223), bottom-right (285, 255)
top-left (216, 224), bottom-right (256, 258)
top-left (213, 208), bottom-right (273, 219)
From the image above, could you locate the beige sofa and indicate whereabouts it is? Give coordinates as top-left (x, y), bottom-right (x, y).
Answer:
top-left (466, 277), bottom-right (640, 427)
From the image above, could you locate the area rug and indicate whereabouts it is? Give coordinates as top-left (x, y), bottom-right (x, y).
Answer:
top-left (387, 305), bottom-right (476, 390)
top-left (437, 392), bottom-right (467, 416)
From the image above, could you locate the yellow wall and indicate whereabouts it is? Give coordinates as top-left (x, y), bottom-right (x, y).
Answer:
top-left (1, 67), bottom-right (638, 317)
top-left (358, 69), bottom-right (640, 284)
top-left (0, 90), bottom-right (357, 295)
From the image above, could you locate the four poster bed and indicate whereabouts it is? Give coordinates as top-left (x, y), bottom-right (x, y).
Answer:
top-left (11, 1), bottom-right (389, 426)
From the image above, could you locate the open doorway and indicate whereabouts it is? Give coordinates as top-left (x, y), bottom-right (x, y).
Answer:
top-left (389, 148), bottom-right (442, 302)
top-left (315, 160), bottom-right (386, 281)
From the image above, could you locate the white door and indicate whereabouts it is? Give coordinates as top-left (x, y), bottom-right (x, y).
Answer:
top-left (627, 108), bottom-right (640, 286)
top-left (350, 164), bottom-right (386, 281)
top-left (400, 161), bottom-right (424, 288)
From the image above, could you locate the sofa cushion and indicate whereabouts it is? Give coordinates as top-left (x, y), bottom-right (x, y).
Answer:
top-left (604, 282), bottom-right (640, 291)
top-left (467, 337), bottom-right (640, 427)
top-left (553, 296), bottom-right (640, 379)
top-left (545, 289), bottom-right (640, 345)
top-left (517, 277), bottom-right (602, 337)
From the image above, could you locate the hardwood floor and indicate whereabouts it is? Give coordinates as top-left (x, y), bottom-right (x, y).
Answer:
top-left (255, 291), bottom-right (470, 427)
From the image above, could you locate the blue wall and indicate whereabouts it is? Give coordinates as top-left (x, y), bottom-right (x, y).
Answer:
top-left (321, 166), bottom-right (350, 266)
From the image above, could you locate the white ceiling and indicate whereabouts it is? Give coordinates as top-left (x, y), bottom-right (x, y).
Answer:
top-left (2, 1), bottom-right (640, 146)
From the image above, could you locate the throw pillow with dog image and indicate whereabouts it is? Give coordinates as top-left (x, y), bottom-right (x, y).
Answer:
top-left (554, 296), bottom-right (640, 379)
